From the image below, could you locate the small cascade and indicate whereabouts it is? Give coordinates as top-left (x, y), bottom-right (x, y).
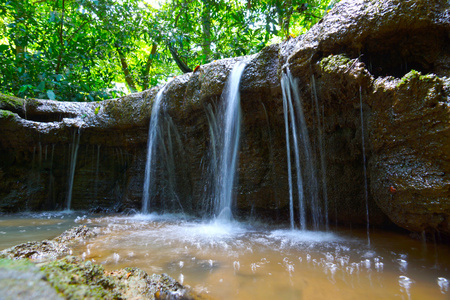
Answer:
top-left (142, 83), bottom-right (169, 213)
top-left (47, 144), bottom-right (56, 206)
top-left (281, 73), bottom-right (301, 229)
top-left (281, 69), bottom-right (322, 230)
top-left (94, 145), bottom-right (100, 201)
top-left (311, 75), bottom-right (329, 230)
top-left (359, 86), bottom-right (370, 246)
top-left (66, 128), bottom-right (81, 210)
top-left (203, 102), bottom-right (219, 215)
top-left (158, 115), bottom-right (185, 213)
top-left (212, 60), bottom-right (247, 221)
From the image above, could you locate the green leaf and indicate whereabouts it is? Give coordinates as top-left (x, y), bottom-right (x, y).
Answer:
top-left (47, 90), bottom-right (56, 100)
top-left (0, 45), bottom-right (9, 52)
top-left (37, 82), bottom-right (45, 91)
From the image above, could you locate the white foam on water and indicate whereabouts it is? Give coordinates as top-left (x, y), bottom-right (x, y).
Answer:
top-left (269, 229), bottom-right (344, 244)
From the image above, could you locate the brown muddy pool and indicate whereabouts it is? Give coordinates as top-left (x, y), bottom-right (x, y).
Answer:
top-left (68, 214), bottom-right (449, 300)
top-left (1, 213), bottom-right (449, 299)
top-left (0, 211), bottom-right (83, 249)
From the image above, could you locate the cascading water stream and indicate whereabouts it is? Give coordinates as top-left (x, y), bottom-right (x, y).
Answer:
top-left (311, 75), bottom-right (329, 230)
top-left (360, 86), bottom-right (370, 246)
top-left (142, 83), bottom-right (169, 213)
top-left (66, 128), bottom-right (81, 210)
top-left (281, 69), bottom-right (322, 230)
top-left (281, 72), bottom-right (304, 230)
top-left (213, 61), bottom-right (247, 222)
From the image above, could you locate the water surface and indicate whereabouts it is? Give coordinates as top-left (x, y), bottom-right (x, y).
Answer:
top-left (69, 214), bottom-right (450, 300)
top-left (0, 211), bottom-right (87, 249)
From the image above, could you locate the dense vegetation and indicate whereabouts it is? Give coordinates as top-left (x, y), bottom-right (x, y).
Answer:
top-left (0, 0), bottom-right (338, 101)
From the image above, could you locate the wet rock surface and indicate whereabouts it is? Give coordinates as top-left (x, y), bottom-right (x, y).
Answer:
top-left (0, 0), bottom-right (449, 237)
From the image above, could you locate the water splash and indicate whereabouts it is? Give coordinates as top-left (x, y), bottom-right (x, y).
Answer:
top-left (66, 128), bottom-right (81, 210)
top-left (142, 83), bottom-right (170, 213)
top-left (213, 61), bottom-right (247, 222)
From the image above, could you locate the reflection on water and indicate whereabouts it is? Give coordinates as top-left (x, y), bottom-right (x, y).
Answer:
top-left (67, 214), bottom-right (449, 300)
top-left (0, 211), bottom-right (86, 249)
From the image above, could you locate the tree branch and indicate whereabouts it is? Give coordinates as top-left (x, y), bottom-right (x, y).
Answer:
top-left (142, 43), bottom-right (158, 90)
top-left (168, 43), bottom-right (192, 73)
top-left (116, 44), bottom-right (138, 93)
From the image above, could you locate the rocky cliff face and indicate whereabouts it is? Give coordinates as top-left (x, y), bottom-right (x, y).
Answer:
top-left (1, 0), bottom-right (449, 237)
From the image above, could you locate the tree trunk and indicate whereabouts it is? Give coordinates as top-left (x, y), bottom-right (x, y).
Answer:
top-left (201, 0), bottom-right (212, 64)
top-left (116, 45), bottom-right (138, 93)
top-left (142, 43), bottom-right (158, 90)
top-left (55, 0), bottom-right (65, 74)
top-left (169, 43), bottom-right (192, 73)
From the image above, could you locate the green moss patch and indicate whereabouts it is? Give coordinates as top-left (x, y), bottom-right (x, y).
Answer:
top-left (319, 54), bottom-right (352, 73)
top-left (40, 256), bottom-right (124, 299)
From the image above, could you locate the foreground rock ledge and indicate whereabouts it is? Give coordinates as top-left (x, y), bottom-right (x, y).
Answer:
top-left (0, 226), bottom-right (200, 300)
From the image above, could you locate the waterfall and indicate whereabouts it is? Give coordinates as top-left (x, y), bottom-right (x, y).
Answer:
top-left (142, 83), bottom-right (168, 213)
top-left (212, 61), bottom-right (247, 221)
top-left (311, 75), bottom-right (329, 230)
top-left (281, 73), bottom-right (303, 229)
top-left (281, 69), bottom-right (322, 230)
top-left (158, 115), bottom-right (185, 213)
top-left (66, 128), bottom-right (81, 210)
top-left (360, 86), bottom-right (370, 246)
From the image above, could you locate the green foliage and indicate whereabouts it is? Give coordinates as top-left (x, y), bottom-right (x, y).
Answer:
top-left (0, 0), bottom-right (339, 101)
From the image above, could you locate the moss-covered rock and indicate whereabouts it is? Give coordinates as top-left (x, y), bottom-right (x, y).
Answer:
top-left (0, 258), bottom-right (64, 300)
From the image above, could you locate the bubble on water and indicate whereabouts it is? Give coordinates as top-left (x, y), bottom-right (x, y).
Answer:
top-left (398, 259), bottom-right (407, 273)
top-left (326, 252), bottom-right (334, 262)
top-left (346, 266), bottom-right (354, 275)
top-left (179, 261), bottom-right (184, 268)
top-left (375, 257), bottom-right (384, 272)
top-left (179, 273), bottom-right (184, 284)
top-left (364, 259), bottom-right (371, 270)
top-left (325, 262), bottom-right (337, 282)
top-left (437, 277), bottom-right (448, 294)
top-left (251, 263), bottom-right (258, 274)
top-left (233, 261), bottom-right (240, 272)
top-left (113, 253), bottom-right (120, 263)
top-left (399, 275), bottom-right (414, 300)
top-left (306, 254), bottom-right (311, 263)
